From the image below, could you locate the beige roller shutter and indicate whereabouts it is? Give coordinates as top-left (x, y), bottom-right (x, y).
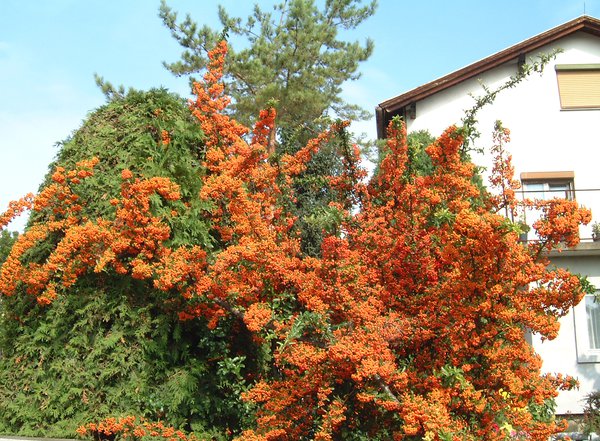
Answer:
top-left (556, 64), bottom-right (600, 109)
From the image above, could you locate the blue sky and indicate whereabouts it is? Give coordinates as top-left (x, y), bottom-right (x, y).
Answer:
top-left (1, 0), bottom-right (599, 230)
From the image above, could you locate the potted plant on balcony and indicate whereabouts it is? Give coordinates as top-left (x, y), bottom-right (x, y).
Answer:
top-left (593, 222), bottom-right (600, 242)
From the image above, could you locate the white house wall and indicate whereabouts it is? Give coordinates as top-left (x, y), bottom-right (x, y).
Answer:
top-left (405, 31), bottom-right (600, 239)
top-left (401, 30), bottom-right (600, 415)
top-left (536, 257), bottom-right (600, 414)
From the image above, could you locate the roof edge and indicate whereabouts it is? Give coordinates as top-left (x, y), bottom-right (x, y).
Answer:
top-left (378, 15), bottom-right (600, 115)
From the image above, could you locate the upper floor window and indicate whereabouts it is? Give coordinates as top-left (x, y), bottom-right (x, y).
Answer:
top-left (555, 64), bottom-right (600, 110)
top-left (520, 171), bottom-right (575, 200)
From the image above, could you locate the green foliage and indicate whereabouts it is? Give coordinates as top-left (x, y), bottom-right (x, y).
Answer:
top-left (0, 280), bottom-right (252, 437)
top-left (276, 123), bottom-right (351, 256)
top-left (404, 129), bottom-right (435, 177)
top-left (527, 397), bottom-right (556, 426)
top-left (34, 88), bottom-right (205, 222)
top-left (584, 391), bottom-right (600, 435)
top-left (578, 275), bottom-right (598, 296)
top-left (0, 230), bottom-right (18, 268)
top-left (159, 0), bottom-right (377, 257)
top-left (94, 73), bottom-right (130, 101)
top-left (159, 0), bottom-right (376, 129)
top-left (0, 89), bottom-right (253, 438)
top-left (373, 126), bottom-right (435, 179)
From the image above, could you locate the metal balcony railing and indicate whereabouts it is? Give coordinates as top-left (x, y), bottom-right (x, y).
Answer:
top-left (510, 187), bottom-right (600, 243)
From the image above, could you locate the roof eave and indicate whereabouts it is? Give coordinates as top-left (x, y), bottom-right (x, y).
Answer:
top-left (377, 16), bottom-right (600, 117)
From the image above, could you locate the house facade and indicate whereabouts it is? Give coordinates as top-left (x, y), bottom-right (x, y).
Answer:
top-left (376, 16), bottom-right (600, 417)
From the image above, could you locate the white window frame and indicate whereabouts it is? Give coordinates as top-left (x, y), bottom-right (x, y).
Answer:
top-left (519, 172), bottom-right (576, 240)
top-left (574, 292), bottom-right (600, 363)
top-left (521, 178), bottom-right (575, 201)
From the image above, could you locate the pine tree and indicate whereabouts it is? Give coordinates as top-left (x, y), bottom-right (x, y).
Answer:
top-left (160, 0), bottom-right (376, 256)
top-left (159, 0), bottom-right (376, 143)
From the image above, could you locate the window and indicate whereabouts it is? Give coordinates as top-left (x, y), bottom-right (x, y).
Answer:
top-left (520, 171), bottom-right (575, 200)
top-left (575, 292), bottom-right (600, 363)
top-left (586, 295), bottom-right (600, 349)
top-left (555, 64), bottom-right (600, 110)
top-left (519, 172), bottom-right (575, 239)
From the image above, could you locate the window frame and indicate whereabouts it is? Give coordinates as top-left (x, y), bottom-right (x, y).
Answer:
top-left (520, 171), bottom-right (575, 200)
top-left (575, 292), bottom-right (600, 363)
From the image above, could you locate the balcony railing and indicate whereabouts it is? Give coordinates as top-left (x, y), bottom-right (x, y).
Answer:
top-left (511, 187), bottom-right (600, 243)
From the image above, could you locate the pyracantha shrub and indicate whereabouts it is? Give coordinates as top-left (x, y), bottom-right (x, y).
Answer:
top-left (0, 42), bottom-right (591, 441)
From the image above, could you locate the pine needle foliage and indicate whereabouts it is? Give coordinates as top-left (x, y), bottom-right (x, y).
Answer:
top-left (159, 0), bottom-right (376, 129)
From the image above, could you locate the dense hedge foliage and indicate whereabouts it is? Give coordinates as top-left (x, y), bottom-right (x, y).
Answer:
top-left (0, 89), bottom-right (252, 438)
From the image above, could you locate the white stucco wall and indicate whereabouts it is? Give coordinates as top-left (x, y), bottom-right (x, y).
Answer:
top-left (399, 30), bottom-right (600, 415)
top-left (534, 256), bottom-right (600, 414)
top-left (405, 31), bottom-right (600, 239)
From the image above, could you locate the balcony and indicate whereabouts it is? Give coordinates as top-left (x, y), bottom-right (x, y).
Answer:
top-left (513, 187), bottom-right (600, 248)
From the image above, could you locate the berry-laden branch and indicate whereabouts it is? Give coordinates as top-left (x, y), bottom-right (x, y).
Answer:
top-left (0, 41), bottom-right (591, 440)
